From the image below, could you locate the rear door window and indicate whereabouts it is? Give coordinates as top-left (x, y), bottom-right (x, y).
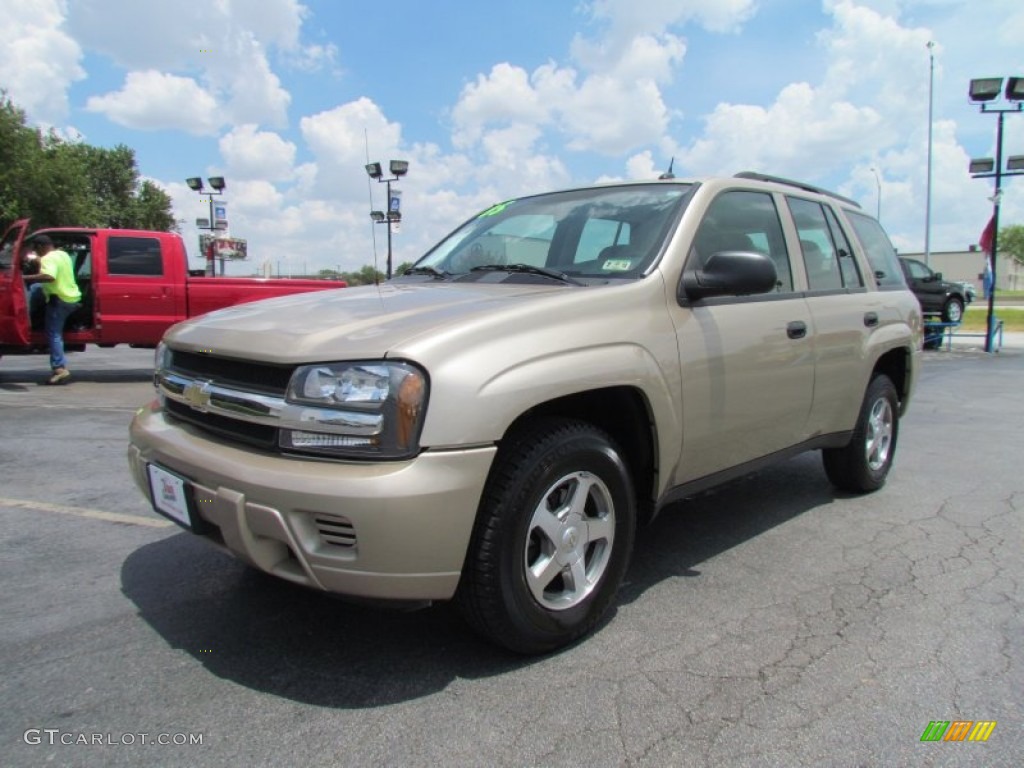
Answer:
top-left (107, 237), bottom-right (164, 276)
top-left (787, 197), bottom-right (863, 291)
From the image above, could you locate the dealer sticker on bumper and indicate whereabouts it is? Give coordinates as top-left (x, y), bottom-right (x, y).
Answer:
top-left (147, 464), bottom-right (193, 529)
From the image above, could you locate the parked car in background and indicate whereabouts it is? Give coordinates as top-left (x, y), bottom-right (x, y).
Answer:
top-left (898, 257), bottom-right (971, 323)
top-left (0, 220), bottom-right (345, 361)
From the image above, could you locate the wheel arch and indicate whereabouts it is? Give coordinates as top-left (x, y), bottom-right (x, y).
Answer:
top-left (500, 386), bottom-right (659, 527)
top-left (871, 346), bottom-right (911, 405)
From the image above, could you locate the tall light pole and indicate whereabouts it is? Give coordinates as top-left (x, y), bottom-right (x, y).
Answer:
top-left (185, 176), bottom-right (227, 276)
top-left (869, 166), bottom-right (882, 221)
top-left (924, 40), bottom-right (935, 267)
top-left (365, 160), bottom-right (409, 280)
top-left (967, 76), bottom-right (1024, 352)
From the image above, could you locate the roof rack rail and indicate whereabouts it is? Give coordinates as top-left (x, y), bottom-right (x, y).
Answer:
top-left (734, 171), bottom-right (862, 209)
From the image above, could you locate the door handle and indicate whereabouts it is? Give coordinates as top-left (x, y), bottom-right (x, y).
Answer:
top-left (787, 321), bottom-right (807, 339)
top-left (864, 312), bottom-right (879, 327)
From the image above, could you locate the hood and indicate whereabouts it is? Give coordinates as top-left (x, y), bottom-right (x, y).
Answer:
top-left (165, 280), bottom-right (572, 362)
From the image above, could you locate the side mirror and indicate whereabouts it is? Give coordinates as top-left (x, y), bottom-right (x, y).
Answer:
top-left (933, 271), bottom-right (943, 281)
top-left (681, 250), bottom-right (778, 301)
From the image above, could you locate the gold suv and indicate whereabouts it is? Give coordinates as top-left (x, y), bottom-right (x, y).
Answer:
top-left (128, 172), bottom-right (922, 653)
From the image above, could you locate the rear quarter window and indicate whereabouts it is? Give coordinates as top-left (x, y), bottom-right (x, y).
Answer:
top-left (845, 212), bottom-right (905, 289)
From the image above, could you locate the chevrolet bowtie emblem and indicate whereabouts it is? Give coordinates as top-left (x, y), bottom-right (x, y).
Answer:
top-left (182, 380), bottom-right (213, 412)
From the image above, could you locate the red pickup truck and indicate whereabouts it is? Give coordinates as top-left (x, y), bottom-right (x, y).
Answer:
top-left (0, 220), bottom-right (344, 358)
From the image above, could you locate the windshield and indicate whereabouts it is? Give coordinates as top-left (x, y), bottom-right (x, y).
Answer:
top-left (411, 184), bottom-right (692, 281)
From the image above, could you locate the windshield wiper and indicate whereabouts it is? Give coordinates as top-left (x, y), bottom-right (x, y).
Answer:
top-left (469, 263), bottom-right (583, 286)
top-left (401, 265), bottom-right (451, 280)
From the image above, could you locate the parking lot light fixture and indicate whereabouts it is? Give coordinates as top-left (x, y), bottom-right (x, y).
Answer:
top-left (365, 159), bottom-right (410, 279)
top-left (186, 175), bottom-right (229, 276)
top-left (968, 76), bottom-right (1024, 352)
top-left (969, 78), bottom-right (1004, 102)
top-left (1006, 77), bottom-right (1024, 102)
top-left (969, 158), bottom-right (995, 174)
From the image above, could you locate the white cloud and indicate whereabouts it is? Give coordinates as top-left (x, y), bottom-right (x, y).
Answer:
top-left (452, 63), bottom-right (549, 148)
top-left (451, 57), bottom-right (675, 157)
top-left (0, 0), bottom-right (85, 122)
top-left (66, 0), bottom-right (293, 128)
top-left (585, 0), bottom-right (757, 38)
top-left (302, 98), bottom-right (402, 166)
top-left (571, 31), bottom-right (686, 84)
top-left (678, 82), bottom-right (887, 179)
top-left (282, 42), bottom-right (340, 74)
top-left (819, 1), bottom-right (936, 117)
top-left (86, 71), bottom-right (221, 134)
top-left (560, 75), bottom-right (672, 153)
top-left (224, 0), bottom-right (305, 50)
top-left (213, 35), bottom-right (291, 128)
top-left (219, 125), bottom-right (296, 181)
top-left (65, 0), bottom-right (305, 68)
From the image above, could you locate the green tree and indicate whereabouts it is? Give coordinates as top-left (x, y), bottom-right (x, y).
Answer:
top-left (0, 91), bottom-right (176, 232)
top-left (999, 224), bottom-right (1024, 265)
top-left (342, 265), bottom-right (385, 285)
top-left (131, 180), bottom-right (177, 231)
top-left (0, 94), bottom-right (44, 228)
top-left (395, 261), bottom-right (414, 276)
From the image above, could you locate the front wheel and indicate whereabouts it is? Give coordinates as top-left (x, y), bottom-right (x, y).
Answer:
top-left (942, 297), bottom-right (964, 323)
top-left (456, 419), bottom-right (636, 654)
top-left (822, 374), bottom-right (899, 493)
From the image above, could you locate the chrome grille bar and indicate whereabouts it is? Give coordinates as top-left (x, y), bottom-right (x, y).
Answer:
top-left (157, 371), bottom-right (383, 436)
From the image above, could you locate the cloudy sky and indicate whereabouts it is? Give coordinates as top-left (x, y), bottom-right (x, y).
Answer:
top-left (2, 0), bottom-right (1023, 276)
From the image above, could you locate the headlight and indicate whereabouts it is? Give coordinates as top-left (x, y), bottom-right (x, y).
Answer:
top-left (281, 361), bottom-right (428, 459)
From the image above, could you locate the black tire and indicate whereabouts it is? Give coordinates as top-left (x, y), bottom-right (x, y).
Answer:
top-left (922, 325), bottom-right (942, 350)
top-left (942, 297), bottom-right (964, 324)
top-left (456, 419), bottom-right (636, 654)
top-left (822, 374), bottom-right (899, 493)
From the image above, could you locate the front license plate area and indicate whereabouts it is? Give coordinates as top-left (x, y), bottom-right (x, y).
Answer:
top-left (147, 464), bottom-right (198, 531)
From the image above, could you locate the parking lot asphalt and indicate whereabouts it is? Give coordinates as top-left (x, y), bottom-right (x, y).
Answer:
top-left (1, 343), bottom-right (1022, 767)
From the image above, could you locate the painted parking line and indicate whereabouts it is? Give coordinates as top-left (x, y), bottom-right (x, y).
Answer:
top-left (0, 399), bottom-right (141, 412)
top-left (0, 497), bottom-right (173, 528)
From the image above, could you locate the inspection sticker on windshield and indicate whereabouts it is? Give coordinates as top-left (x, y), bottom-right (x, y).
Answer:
top-left (602, 259), bottom-right (633, 271)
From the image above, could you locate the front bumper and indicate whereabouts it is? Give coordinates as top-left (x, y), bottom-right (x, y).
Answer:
top-left (128, 400), bottom-right (496, 600)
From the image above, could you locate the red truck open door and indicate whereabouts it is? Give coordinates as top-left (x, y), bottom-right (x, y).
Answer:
top-left (0, 219), bottom-right (31, 347)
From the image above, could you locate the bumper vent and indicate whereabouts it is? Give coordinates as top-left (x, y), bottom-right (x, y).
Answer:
top-left (314, 514), bottom-right (357, 548)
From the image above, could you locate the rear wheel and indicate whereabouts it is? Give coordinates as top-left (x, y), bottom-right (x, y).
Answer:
top-left (823, 374), bottom-right (899, 493)
top-left (456, 419), bottom-right (636, 654)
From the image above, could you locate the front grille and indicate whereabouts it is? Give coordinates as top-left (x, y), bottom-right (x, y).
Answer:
top-left (314, 514), bottom-right (357, 548)
top-left (170, 350), bottom-right (294, 395)
top-left (165, 399), bottom-right (278, 450)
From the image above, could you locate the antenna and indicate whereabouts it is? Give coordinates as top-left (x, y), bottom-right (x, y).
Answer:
top-left (658, 157), bottom-right (675, 180)
top-left (365, 128), bottom-right (380, 285)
